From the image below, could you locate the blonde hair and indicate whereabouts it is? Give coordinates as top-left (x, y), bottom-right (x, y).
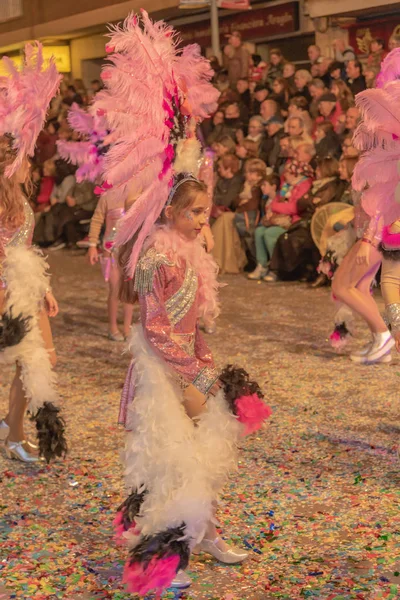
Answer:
top-left (119, 178), bottom-right (207, 304)
top-left (0, 135), bottom-right (25, 229)
top-left (244, 158), bottom-right (267, 174)
top-left (295, 69), bottom-right (313, 84)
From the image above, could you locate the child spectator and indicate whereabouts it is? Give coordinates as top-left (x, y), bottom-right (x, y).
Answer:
top-left (234, 162), bottom-right (264, 239)
top-left (33, 159), bottom-right (56, 214)
top-left (213, 153), bottom-right (243, 218)
top-left (271, 77), bottom-right (290, 113)
top-left (212, 135), bottom-right (237, 158)
top-left (249, 54), bottom-right (268, 84)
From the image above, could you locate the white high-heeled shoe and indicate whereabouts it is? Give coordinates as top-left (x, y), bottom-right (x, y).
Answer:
top-left (194, 537), bottom-right (248, 564)
top-left (5, 440), bottom-right (42, 463)
top-left (0, 420), bottom-right (10, 441)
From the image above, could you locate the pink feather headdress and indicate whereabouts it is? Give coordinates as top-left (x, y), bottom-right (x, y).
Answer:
top-left (352, 48), bottom-right (400, 225)
top-left (89, 9), bottom-right (219, 277)
top-left (0, 42), bottom-right (61, 178)
top-left (56, 103), bottom-right (109, 183)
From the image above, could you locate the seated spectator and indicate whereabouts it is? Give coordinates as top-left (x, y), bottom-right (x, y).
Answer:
top-left (268, 156), bottom-right (342, 284)
top-left (331, 80), bottom-right (354, 112)
top-left (35, 119), bottom-right (60, 165)
top-left (32, 159), bottom-right (56, 214)
top-left (287, 116), bottom-right (313, 150)
top-left (293, 69), bottom-right (313, 104)
top-left (236, 78), bottom-right (251, 121)
top-left (252, 84), bottom-right (269, 116)
top-left (333, 39), bottom-right (356, 65)
top-left (367, 38), bottom-right (387, 71)
top-left (63, 85), bottom-right (84, 107)
top-left (337, 156), bottom-right (358, 203)
top-left (346, 60), bottom-right (366, 95)
top-left (248, 172), bottom-right (281, 279)
top-left (234, 161), bottom-right (265, 239)
top-left (48, 181), bottom-right (98, 250)
top-left (341, 106), bottom-right (360, 139)
top-left (215, 69), bottom-right (230, 92)
top-left (308, 44), bottom-right (324, 67)
top-left (315, 92), bottom-right (343, 130)
top-left (236, 139), bottom-right (259, 161)
top-left (256, 160), bottom-right (314, 282)
top-left (249, 54), bottom-right (268, 85)
top-left (276, 134), bottom-right (292, 175)
top-left (73, 79), bottom-right (88, 105)
top-left (260, 99), bottom-right (280, 124)
top-left (389, 33), bottom-right (400, 50)
top-left (267, 48), bottom-right (285, 83)
top-left (212, 135), bottom-right (237, 159)
top-left (260, 116), bottom-right (285, 168)
top-left (315, 121), bottom-right (342, 159)
top-left (246, 116), bottom-right (264, 143)
top-left (318, 57), bottom-right (334, 88)
top-left (293, 143), bottom-right (316, 168)
top-left (213, 153), bottom-right (244, 218)
top-left (203, 109), bottom-right (224, 143)
top-left (283, 62), bottom-right (297, 96)
top-left (341, 133), bottom-right (359, 158)
top-left (309, 78), bottom-right (327, 118)
top-left (208, 103), bottom-right (243, 144)
top-left (329, 61), bottom-right (345, 81)
top-left (271, 77), bottom-right (290, 113)
top-left (364, 67), bottom-right (379, 89)
top-left (287, 97), bottom-right (313, 135)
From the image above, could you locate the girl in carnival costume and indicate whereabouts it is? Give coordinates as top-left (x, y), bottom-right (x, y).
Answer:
top-left (89, 11), bottom-right (272, 595)
top-left (0, 44), bottom-right (67, 463)
top-left (354, 48), bottom-right (400, 352)
top-left (57, 105), bottom-right (134, 341)
top-left (327, 50), bottom-right (400, 364)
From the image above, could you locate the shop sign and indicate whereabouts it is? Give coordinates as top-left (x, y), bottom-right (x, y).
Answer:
top-left (348, 21), bottom-right (400, 55)
top-left (177, 1), bottom-right (299, 47)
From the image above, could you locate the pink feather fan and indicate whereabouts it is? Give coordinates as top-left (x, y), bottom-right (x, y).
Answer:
top-left (353, 48), bottom-right (400, 223)
top-left (56, 103), bottom-right (108, 183)
top-left (0, 42), bottom-right (61, 178)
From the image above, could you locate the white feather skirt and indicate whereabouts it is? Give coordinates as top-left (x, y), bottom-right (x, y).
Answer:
top-left (0, 246), bottom-right (58, 413)
top-left (123, 325), bottom-right (240, 549)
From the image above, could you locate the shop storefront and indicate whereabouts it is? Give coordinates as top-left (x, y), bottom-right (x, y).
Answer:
top-left (174, 1), bottom-right (315, 64)
top-left (347, 17), bottom-right (400, 56)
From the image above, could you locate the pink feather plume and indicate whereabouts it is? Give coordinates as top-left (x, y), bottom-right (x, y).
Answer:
top-left (234, 394), bottom-right (272, 436)
top-left (123, 555), bottom-right (180, 596)
top-left (0, 42), bottom-right (61, 178)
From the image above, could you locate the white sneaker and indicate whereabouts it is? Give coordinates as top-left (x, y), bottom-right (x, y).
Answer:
top-left (248, 264), bottom-right (268, 280)
top-left (263, 272), bottom-right (278, 283)
top-left (169, 570), bottom-right (192, 589)
top-left (351, 334), bottom-right (395, 364)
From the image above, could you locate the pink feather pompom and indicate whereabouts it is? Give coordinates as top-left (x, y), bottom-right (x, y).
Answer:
top-left (234, 394), bottom-right (272, 436)
top-left (329, 330), bottom-right (350, 351)
top-left (123, 555), bottom-right (180, 595)
top-left (113, 511), bottom-right (138, 545)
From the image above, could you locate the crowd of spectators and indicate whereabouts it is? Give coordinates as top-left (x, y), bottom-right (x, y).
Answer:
top-left (201, 30), bottom-right (400, 286)
top-left (28, 78), bottom-right (103, 251)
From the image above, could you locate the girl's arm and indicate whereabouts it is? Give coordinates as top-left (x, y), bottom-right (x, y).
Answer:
top-left (88, 195), bottom-right (107, 248)
top-left (138, 258), bottom-right (218, 395)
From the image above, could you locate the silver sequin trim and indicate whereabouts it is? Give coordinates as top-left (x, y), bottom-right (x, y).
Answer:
top-left (193, 366), bottom-right (219, 395)
top-left (166, 266), bottom-right (198, 326)
top-left (386, 303), bottom-right (400, 334)
top-left (133, 247), bottom-right (173, 295)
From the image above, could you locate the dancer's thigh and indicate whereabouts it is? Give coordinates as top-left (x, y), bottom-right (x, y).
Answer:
top-left (334, 241), bottom-right (377, 290)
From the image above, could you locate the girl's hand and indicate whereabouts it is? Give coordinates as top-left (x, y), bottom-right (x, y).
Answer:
top-left (88, 246), bottom-right (99, 265)
top-left (356, 241), bottom-right (371, 266)
top-left (395, 331), bottom-right (400, 353)
top-left (312, 196), bottom-right (321, 205)
top-left (45, 292), bottom-right (59, 317)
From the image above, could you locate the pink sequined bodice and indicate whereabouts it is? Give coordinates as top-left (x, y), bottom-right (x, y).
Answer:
top-left (0, 200), bottom-right (34, 288)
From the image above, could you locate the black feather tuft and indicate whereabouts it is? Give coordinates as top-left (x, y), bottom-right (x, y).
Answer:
top-left (31, 402), bottom-right (68, 463)
top-left (128, 524), bottom-right (190, 572)
top-left (219, 365), bottom-right (264, 415)
top-left (0, 307), bottom-right (31, 351)
top-left (118, 488), bottom-right (147, 531)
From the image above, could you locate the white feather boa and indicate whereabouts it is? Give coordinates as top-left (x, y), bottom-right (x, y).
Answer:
top-left (123, 325), bottom-right (240, 549)
top-left (0, 246), bottom-right (58, 413)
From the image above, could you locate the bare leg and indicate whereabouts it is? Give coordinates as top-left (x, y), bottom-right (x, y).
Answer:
top-left (123, 303), bottom-right (134, 338)
top-left (5, 309), bottom-right (56, 450)
top-left (108, 258), bottom-right (120, 335)
top-left (332, 242), bottom-right (387, 333)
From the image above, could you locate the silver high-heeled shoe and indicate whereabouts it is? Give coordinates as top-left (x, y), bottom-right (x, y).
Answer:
top-left (0, 420), bottom-right (10, 441)
top-left (5, 440), bottom-right (41, 463)
top-left (194, 537), bottom-right (248, 564)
